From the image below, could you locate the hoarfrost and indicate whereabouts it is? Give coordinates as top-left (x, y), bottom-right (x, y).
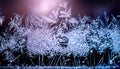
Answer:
top-left (0, 1), bottom-right (120, 59)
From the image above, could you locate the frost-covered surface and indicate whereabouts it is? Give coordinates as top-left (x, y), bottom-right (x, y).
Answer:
top-left (27, 28), bottom-right (60, 55)
top-left (26, 2), bottom-right (90, 56)
top-left (0, 1), bottom-right (120, 66)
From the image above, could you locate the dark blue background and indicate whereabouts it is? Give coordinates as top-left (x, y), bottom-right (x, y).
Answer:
top-left (0, 0), bottom-right (120, 17)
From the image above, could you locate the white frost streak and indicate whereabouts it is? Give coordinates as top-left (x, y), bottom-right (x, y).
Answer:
top-left (0, 16), bottom-right (4, 25)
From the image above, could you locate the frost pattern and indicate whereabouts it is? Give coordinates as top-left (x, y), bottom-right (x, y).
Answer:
top-left (0, 1), bottom-right (120, 66)
top-left (27, 28), bottom-right (60, 55)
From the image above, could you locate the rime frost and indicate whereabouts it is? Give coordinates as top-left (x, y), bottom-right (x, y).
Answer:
top-left (0, 1), bottom-right (120, 64)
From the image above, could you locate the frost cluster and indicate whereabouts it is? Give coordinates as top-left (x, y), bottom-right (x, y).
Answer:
top-left (0, 2), bottom-right (120, 58)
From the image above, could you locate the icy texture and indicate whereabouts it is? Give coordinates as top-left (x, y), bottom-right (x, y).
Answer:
top-left (110, 29), bottom-right (120, 53)
top-left (0, 2), bottom-right (120, 59)
top-left (66, 27), bottom-right (90, 56)
top-left (27, 28), bottom-right (60, 55)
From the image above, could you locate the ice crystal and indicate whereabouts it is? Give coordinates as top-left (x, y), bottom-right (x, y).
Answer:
top-left (0, 1), bottom-right (120, 66)
top-left (65, 27), bottom-right (90, 56)
top-left (27, 28), bottom-right (60, 55)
